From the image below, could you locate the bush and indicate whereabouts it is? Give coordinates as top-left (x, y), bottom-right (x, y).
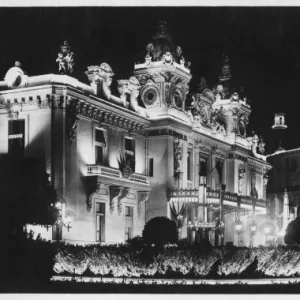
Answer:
top-left (53, 244), bottom-right (300, 279)
top-left (127, 236), bottom-right (144, 249)
top-left (192, 239), bottom-right (213, 254)
top-left (142, 217), bottom-right (178, 245)
top-left (284, 218), bottom-right (300, 244)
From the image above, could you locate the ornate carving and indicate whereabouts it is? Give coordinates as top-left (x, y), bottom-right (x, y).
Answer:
top-left (11, 103), bottom-right (21, 119)
top-left (263, 175), bottom-right (269, 187)
top-left (211, 106), bottom-right (227, 135)
top-left (117, 153), bottom-right (134, 179)
top-left (109, 186), bottom-right (129, 215)
top-left (87, 106), bottom-right (93, 118)
top-left (237, 113), bottom-right (248, 137)
top-left (258, 136), bottom-right (266, 155)
top-left (117, 79), bottom-right (129, 104)
top-left (66, 102), bottom-right (79, 143)
top-left (92, 108), bottom-right (98, 120)
top-left (162, 51), bottom-right (174, 66)
top-left (238, 164), bottom-right (246, 194)
top-left (172, 88), bottom-right (183, 109)
top-left (141, 86), bottom-right (159, 107)
top-left (56, 41), bottom-right (74, 75)
top-left (137, 191), bottom-right (150, 218)
top-left (249, 170), bottom-right (258, 199)
top-left (247, 133), bottom-right (266, 161)
top-left (174, 140), bottom-right (183, 176)
top-left (87, 178), bottom-right (102, 212)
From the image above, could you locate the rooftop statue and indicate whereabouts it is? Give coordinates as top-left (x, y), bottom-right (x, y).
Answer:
top-left (56, 41), bottom-right (74, 75)
top-left (143, 22), bottom-right (191, 70)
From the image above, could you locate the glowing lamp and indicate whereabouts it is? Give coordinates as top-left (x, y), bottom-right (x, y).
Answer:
top-left (235, 220), bottom-right (243, 233)
top-left (250, 224), bottom-right (257, 234)
top-left (264, 226), bottom-right (271, 235)
top-left (55, 202), bottom-right (62, 209)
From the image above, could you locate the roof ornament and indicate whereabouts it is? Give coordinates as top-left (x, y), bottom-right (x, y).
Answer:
top-left (56, 41), bottom-right (74, 75)
top-left (247, 132), bottom-right (267, 161)
top-left (4, 61), bottom-right (27, 89)
top-left (152, 21), bottom-right (171, 41)
top-left (197, 76), bottom-right (208, 93)
top-left (219, 38), bottom-right (231, 81)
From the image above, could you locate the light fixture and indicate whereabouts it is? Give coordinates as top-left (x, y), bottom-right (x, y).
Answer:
top-left (55, 201), bottom-right (73, 232)
top-left (250, 224), bottom-right (257, 234)
top-left (235, 220), bottom-right (243, 233)
top-left (264, 226), bottom-right (271, 235)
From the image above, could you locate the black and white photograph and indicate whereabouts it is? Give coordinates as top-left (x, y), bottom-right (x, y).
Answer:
top-left (1, 5), bottom-right (300, 294)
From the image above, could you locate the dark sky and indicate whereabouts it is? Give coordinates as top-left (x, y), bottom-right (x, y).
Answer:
top-left (0, 7), bottom-right (299, 153)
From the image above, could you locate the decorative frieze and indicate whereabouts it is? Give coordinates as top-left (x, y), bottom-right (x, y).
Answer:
top-left (66, 99), bottom-right (146, 135)
top-left (146, 128), bottom-right (187, 141)
top-left (109, 186), bottom-right (129, 215)
top-left (137, 191), bottom-right (150, 218)
top-left (66, 101), bottom-right (79, 143)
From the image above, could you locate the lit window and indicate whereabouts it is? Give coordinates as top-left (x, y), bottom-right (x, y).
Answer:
top-left (125, 137), bottom-right (135, 172)
top-left (199, 157), bottom-right (207, 178)
top-left (96, 202), bottom-right (105, 242)
top-left (52, 225), bottom-right (62, 241)
top-left (290, 158), bottom-right (297, 172)
top-left (95, 128), bottom-right (106, 165)
top-left (8, 119), bottom-right (25, 158)
top-left (125, 206), bottom-right (133, 241)
top-left (187, 146), bottom-right (193, 181)
top-left (149, 158), bottom-right (154, 177)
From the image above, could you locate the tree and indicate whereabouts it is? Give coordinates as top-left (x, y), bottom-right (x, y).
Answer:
top-left (142, 216), bottom-right (178, 245)
top-left (284, 217), bottom-right (300, 244)
top-left (0, 156), bottom-right (59, 238)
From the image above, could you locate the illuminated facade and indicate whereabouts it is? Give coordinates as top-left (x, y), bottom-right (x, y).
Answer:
top-left (0, 23), bottom-right (271, 246)
top-left (267, 114), bottom-right (300, 244)
top-left (267, 149), bottom-right (300, 243)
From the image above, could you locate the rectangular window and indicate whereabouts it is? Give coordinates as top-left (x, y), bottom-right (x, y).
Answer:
top-left (8, 119), bottom-right (25, 158)
top-left (95, 128), bottom-right (106, 165)
top-left (125, 206), bottom-right (133, 241)
top-left (96, 202), bottom-right (105, 242)
top-left (291, 178), bottom-right (297, 187)
top-left (187, 146), bottom-right (193, 181)
top-left (199, 157), bottom-right (207, 177)
top-left (285, 158), bottom-right (289, 172)
top-left (95, 146), bottom-right (103, 165)
top-left (125, 137), bottom-right (135, 172)
top-left (290, 158), bottom-right (297, 172)
top-left (52, 225), bottom-right (62, 241)
top-left (149, 158), bottom-right (154, 177)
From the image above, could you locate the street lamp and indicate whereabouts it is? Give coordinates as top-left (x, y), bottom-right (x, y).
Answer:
top-left (250, 223), bottom-right (257, 247)
top-left (54, 201), bottom-right (73, 242)
top-left (235, 219), bottom-right (243, 246)
top-left (264, 225), bottom-right (271, 246)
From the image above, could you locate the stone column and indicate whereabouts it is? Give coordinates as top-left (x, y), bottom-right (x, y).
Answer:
top-left (283, 189), bottom-right (289, 233)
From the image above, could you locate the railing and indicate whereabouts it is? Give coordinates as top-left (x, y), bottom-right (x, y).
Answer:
top-left (206, 188), bottom-right (220, 199)
top-left (168, 187), bottom-right (266, 208)
top-left (223, 192), bottom-right (238, 202)
top-left (87, 164), bottom-right (150, 185)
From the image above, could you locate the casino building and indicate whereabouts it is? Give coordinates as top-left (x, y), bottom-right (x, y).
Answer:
top-left (0, 22), bottom-right (272, 246)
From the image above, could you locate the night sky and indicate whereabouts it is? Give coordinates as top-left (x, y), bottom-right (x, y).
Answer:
top-left (0, 7), bottom-right (300, 153)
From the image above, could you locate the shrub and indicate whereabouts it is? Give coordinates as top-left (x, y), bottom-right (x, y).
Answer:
top-left (192, 239), bottom-right (213, 254)
top-left (52, 244), bottom-right (300, 279)
top-left (127, 235), bottom-right (144, 249)
top-left (142, 217), bottom-right (178, 246)
top-left (284, 218), bottom-right (300, 245)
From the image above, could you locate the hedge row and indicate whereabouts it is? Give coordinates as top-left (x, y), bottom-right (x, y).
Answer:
top-left (53, 245), bottom-right (300, 278)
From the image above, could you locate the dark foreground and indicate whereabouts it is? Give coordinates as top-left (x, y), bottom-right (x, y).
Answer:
top-left (0, 278), bottom-right (298, 293)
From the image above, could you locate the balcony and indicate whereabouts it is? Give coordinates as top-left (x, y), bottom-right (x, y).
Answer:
top-left (86, 164), bottom-right (150, 190)
top-left (168, 187), bottom-right (266, 210)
